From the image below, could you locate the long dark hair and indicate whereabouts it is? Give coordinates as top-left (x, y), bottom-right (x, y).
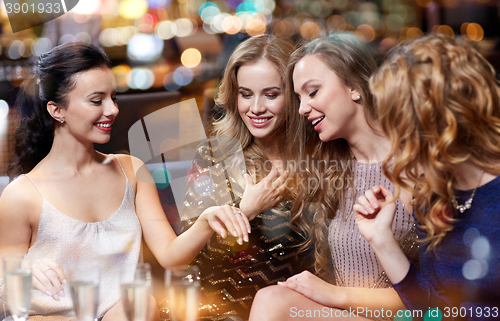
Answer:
top-left (8, 42), bottom-right (112, 179)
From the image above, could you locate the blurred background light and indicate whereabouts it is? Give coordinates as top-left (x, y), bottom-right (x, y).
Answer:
top-left (127, 68), bottom-right (155, 90)
top-left (127, 34), bottom-right (164, 62)
top-left (181, 48), bottom-right (202, 68)
top-left (119, 0), bottom-right (148, 19)
top-left (173, 66), bottom-right (194, 86)
top-left (73, 0), bottom-right (101, 15)
top-left (31, 37), bottom-right (52, 56)
top-left (0, 100), bottom-right (9, 119)
top-left (156, 21), bottom-right (177, 39)
top-left (163, 72), bottom-right (181, 91)
top-left (175, 18), bottom-right (194, 37)
top-left (7, 40), bottom-right (24, 60)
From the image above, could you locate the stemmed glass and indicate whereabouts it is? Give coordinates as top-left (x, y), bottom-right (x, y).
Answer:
top-left (69, 263), bottom-right (100, 321)
top-left (164, 265), bottom-right (200, 321)
top-left (3, 257), bottom-right (32, 321)
top-left (121, 262), bottom-right (152, 321)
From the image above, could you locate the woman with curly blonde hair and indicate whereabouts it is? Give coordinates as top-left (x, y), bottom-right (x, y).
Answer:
top-left (250, 33), bottom-right (417, 320)
top-left (355, 34), bottom-right (500, 316)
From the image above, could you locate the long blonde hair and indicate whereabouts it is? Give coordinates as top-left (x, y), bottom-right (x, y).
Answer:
top-left (371, 34), bottom-right (500, 249)
top-left (285, 33), bottom-right (378, 277)
top-left (213, 35), bottom-right (295, 181)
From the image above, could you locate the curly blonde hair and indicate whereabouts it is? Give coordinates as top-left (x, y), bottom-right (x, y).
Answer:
top-left (212, 35), bottom-right (295, 181)
top-left (370, 34), bottom-right (500, 249)
top-left (284, 33), bottom-right (378, 277)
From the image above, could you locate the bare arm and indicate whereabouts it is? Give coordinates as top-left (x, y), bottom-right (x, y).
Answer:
top-left (124, 156), bottom-right (250, 268)
top-left (278, 271), bottom-right (406, 315)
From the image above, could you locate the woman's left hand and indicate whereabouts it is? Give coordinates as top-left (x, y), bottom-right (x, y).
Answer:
top-left (198, 205), bottom-right (251, 245)
top-left (278, 271), bottom-right (337, 307)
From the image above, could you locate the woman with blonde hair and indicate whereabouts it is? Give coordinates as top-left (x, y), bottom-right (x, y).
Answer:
top-left (250, 33), bottom-right (417, 320)
top-left (174, 34), bottom-right (312, 320)
top-left (355, 34), bottom-right (500, 317)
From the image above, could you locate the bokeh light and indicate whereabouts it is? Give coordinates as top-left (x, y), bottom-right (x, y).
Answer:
top-left (222, 15), bottom-right (243, 34)
top-left (274, 19), bottom-right (295, 37)
top-left (175, 18), bottom-right (194, 37)
top-left (436, 25), bottom-right (455, 38)
top-left (163, 72), bottom-right (181, 91)
top-left (356, 24), bottom-right (375, 43)
top-left (127, 34), bottom-right (164, 62)
top-left (112, 64), bottom-right (131, 91)
top-left (173, 66), bottom-right (194, 86)
top-left (59, 34), bottom-right (76, 45)
top-left (119, 0), bottom-right (148, 19)
top-left (127, 68), bottom-right (155, 90)
top-left (466, 23), bottom-right (484, 41)
top-left (100, 28), bottom-right (120, 47)
top-left (136, 13), bottom-right (158, 33)
top-left (156, 21), bottom-right (177, 39)
top-left (300, 21), bottom-right (321, 40)
top-left (7, 40), bottom-right (24, 60)
top-left (0, 100), bottom-right (9, 119)
top-left (31, 37), bottom-right (52, 56)
top-left (73, 0), bottom-right (101, 14)
top-left (181, 48), bottom-right (202, 68)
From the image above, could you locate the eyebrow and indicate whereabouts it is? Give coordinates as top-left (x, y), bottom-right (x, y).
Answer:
top-left (238, 86), bottom-right (281, 91)
top-left (87, 91), bottom-right (106, 97)
top-left (300, 79), bottom-right (319, 91)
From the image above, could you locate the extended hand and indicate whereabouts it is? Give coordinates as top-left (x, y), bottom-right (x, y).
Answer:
top-left (200, 205), bottom-right (251, 245)
top-left (239, 168), bottom-right (289, 220)
top-left (278, 271), bottom-right (336, 307)
top-left (353, 185), bottom-right (397, 244)
top-left (32, 258), bottom-right (67, 301)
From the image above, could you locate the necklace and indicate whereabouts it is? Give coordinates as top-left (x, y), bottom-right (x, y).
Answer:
top-left (452, 170), bottom-right (485, 213)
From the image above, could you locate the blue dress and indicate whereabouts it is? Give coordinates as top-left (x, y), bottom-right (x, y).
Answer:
top-left (393, 176), bottom-right (500, 320)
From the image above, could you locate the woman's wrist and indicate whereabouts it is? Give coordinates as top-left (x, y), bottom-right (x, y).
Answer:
top-left (368, 229), bottom-right (397, 250)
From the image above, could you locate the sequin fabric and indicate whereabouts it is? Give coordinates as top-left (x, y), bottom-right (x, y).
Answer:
top-left (161, 141), bottom-right (312, 321)
top-left (18, 155), bottom-right (142, 320)
top-left (329, 161), bottom-right (418, 290)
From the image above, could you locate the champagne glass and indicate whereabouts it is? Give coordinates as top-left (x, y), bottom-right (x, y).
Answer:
top-left (3, 257), bottom-right (32, 321)
top-left (69, 263), bottom-right (99, 321)
top-left (121, 263), bottom-right (152, 321)
top-left (164, 265), bottom-right (200, 321)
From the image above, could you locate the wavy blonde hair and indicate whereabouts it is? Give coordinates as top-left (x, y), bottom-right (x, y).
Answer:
top-left (285, 33), bottom-right (378, 277)
top-left (371, 34), bottom-right (500, 249)
top-left (213, 35), bottom-right (295, 181)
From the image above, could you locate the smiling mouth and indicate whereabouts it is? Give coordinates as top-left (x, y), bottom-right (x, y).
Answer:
top-left (250, 117), bottom-right (272, 124)
top-left (312, 116), bottom-right (325, 126)
top-left (94, 123), bottom-right (111, 128)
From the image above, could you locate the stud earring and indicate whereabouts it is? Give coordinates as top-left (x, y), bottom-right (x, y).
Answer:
top-left (356, 95), bottom-right (361, 100)
top-left (60, 119), bottom-right (64, 124)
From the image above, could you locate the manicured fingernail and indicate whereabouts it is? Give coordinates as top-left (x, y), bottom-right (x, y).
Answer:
top-left (369, 207), bottom-right (375, 213)
top-left (363, 209), bottom-right (369, 215)
top-left (238, 238), bottom-right (243, 245)
top-left (232, 231), bottom-right (238, 237)
top-left (244, 235), bottom-right (249, 242)
top-left (53, 295), bottom-right (60, 301)
top-left (247, 228), bottom-right (251, 234)
top-left (46, 291), bottom-right (52, 296)
top-left (62, 279), bottom-right (67, 285)
top-left (59, 291), bottom-right (65, 297)
top-left (277, 281), bottom-right (284, 285)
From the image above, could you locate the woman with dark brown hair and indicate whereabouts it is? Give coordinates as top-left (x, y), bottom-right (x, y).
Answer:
top-left (0, 42), bottom-right (249, 321)
top-left (355, 34), bottom-right (500, 318)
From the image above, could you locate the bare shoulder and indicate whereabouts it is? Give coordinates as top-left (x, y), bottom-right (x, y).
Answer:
top-left (0, 175), bottom-right (41, 221)
top-left (112, 154), bottom-right (153, 185)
